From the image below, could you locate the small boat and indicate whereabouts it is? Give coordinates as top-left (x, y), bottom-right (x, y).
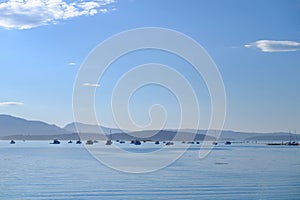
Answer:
top-left (187, 141), bottom-right (194, 144)
top-left (119, 140), bottom-right (125, 143)
top-left (225, 141), bottom-right (231, 145)
top-left (287, 141), bottom-right (299, 146)
top-left (267, 142), bottom-right (283, 146)
top-left (285, 131), bottom-right (299, 146)
top-left (105, 129), bottom-right (113, 145)
top-left (134, 140), bottom-right (141, 145)
top-left (10, 140), bottom-right (16, 144)
top-left (50, 139), bottom-right (60, 144)
top-left (76, 140), bottom-right (82, 144)
top-left (165, 141), bottom-right (174, 145)
top-left (105, 140), bottom-right (112, 145)
top-left (86, 140), bottom-right (94, 145)
top-left (155, 141), bottom-right (160, 144)
top-left (68, 140), bottom-right (73, 144)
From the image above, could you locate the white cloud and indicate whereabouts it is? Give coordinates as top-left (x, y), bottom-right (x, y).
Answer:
top-left (99, 8), bottom-right (108, 14)
top-left (245, 40), bottom-right (300, 52)
top-left (83, 82), bottom-right (100, 87)
top-left (68, 62), bottom-right (76, 66)
top-left (0, 101), bottom-right (23, 106)
top-left (0, 0), bottom-right (116, 29)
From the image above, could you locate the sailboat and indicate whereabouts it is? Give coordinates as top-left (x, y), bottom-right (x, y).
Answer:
top-left (105, 130), bottom-right (113, 145)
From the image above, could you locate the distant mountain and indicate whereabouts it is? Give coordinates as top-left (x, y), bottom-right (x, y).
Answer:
top-left (245, 132), bottom-right (299, 141)
top-left (63, 124), bottom-right (215, 141)
top-left (167, 129), bottom-right (262, 141)
top-left (2, 133), bottom-right (79, 141)
top-left (169, 129), bottom-right (299, 142)
top-left (213, 130), bottom-right (262, 141)
top-left (0, 114), bottom-right (70, 138)
top-left (0, 115), bottom-right (299, 142)
top-left (63, 122), bottom-right (123, 134)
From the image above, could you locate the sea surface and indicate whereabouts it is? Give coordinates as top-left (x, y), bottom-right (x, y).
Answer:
top-left (0, 141), bottom-right (299, 200)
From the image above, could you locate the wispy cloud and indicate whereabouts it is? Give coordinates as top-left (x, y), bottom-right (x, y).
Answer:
top-left (0, 0), bottom-right (116, 30)
top-left (68, 62), bottom-right (76, 66)
top-left (83, 82), bottom-right (100, 87)
top-left (0, 101), bottom-right (23, 106)
top-left (245, 40), bottom-right (300, 52)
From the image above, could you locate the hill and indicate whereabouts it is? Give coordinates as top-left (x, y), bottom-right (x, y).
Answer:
top-left (0, 115), bottom-right (299, 142)
top-left (0, 114), bottom-right (70, 137)
top-left (64, 122), bottom-right (122, 134)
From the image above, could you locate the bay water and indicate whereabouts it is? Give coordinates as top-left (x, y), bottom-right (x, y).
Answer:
top-left (0, 141), bottom-right (299, 199)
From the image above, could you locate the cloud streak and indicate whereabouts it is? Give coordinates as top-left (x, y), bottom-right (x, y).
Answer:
top-left (0, 101), bottom-right (23, 106)
top-left (0, 0), bottom-right (115, 29)
top-left (68, 62), bottom-right (76, 66)
top-left (245, 40), bottom-right (300, 52)
top-left (83, 82), bottom-right (100, 87)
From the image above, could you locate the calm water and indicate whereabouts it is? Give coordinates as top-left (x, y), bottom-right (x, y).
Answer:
top-left (0, 141), bottom-right (299, 200)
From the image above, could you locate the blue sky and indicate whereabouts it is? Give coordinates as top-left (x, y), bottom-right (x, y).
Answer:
top-left (0, 0), bottom-right (299, 132)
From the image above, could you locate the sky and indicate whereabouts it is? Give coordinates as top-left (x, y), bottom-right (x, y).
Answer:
top-left (0, 0), bottom-right (299, 133)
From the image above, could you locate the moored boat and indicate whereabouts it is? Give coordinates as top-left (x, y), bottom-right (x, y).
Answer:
top-left (165, 141), bottom-right (174, 145)
top-left (134, 140), bottom-right (141, 145)
top-left (106, 130), bottom-right (113, 145)
top-left (50, 139), bottom-right (60, 144)
top-left (267, 142), bottom-right (283, 146)
top-left (287, 141), bottom-right (299, 146)
top-left (86, 140), bottom-right (94, 145)
top-left (105, 140), bottom-right (112, 145)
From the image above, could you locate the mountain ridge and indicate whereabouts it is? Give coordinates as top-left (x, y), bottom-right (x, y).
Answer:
top-left (0, 114), bottom-right (299, 141)
top-left (0, 114), bottom-right (70, 136)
